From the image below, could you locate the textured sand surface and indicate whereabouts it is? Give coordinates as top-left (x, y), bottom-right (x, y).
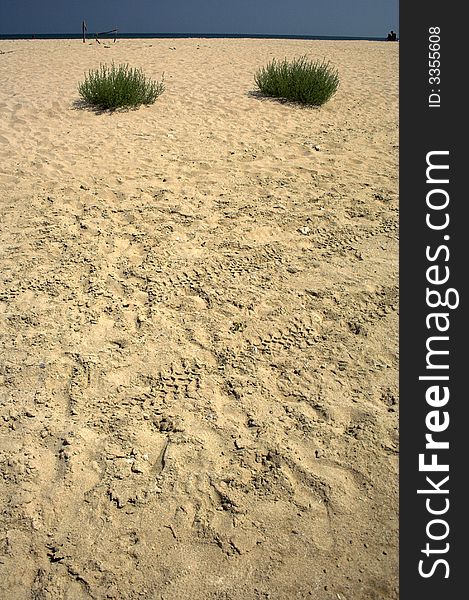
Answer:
top-left (0, 38), bottom-right (398, 599)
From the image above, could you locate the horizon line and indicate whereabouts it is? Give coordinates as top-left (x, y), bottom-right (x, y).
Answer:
top-left (0, 31), bottom-right (389, 40)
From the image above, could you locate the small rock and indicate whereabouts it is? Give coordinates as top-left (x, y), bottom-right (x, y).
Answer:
top-left (60, 449), bottom-right (72, 461)
top-left (298, 226), bottom-right (311, 235)
top-left (131, 461), bottom-right (145, 474)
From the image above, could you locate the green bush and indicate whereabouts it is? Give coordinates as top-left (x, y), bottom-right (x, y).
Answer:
top-left (78, 63), bottom-right (164, 110)
top-left (254, 56), bottom-right (339, 106)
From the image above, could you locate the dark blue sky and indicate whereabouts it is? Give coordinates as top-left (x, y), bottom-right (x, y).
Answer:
top-left (0, 1), bottom-right (398, 38)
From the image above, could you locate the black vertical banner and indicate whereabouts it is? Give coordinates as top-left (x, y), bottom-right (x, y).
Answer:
top-left (400, 3), bottom-right (465, 599)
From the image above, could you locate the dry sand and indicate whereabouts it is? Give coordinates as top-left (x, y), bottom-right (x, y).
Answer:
top-left (0, 38), bottom-right (398, 599)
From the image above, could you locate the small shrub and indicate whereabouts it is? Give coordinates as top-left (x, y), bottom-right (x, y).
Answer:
top-left (78, 63), bottom-right (164, 110)
top-left (254, 56), bottom-right (339, 106)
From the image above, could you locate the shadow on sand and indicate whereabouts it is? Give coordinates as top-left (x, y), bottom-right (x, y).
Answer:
top-left (247, 89), bottom-right (321, 109)
top-left (71, 99), bottom-right (142, 115)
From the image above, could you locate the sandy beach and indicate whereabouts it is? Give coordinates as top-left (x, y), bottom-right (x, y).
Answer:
top-left (0, 38), bottom-right (398, 599)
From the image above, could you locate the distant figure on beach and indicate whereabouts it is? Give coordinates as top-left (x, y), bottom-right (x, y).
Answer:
top-left (387, 30), bottom-right (398, 41)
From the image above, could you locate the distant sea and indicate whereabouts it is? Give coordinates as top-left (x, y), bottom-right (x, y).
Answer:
top-left (0, 32), bottom-right (386, 42)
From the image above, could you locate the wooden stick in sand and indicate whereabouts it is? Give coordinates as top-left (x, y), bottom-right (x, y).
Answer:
top-left (95, 28), bottom-right (118, 45)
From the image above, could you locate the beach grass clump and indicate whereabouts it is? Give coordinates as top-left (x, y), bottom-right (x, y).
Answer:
top-left (254, 56), bottom-right (339, 106)
top-left (78, 63), bottom-right (164, 110)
